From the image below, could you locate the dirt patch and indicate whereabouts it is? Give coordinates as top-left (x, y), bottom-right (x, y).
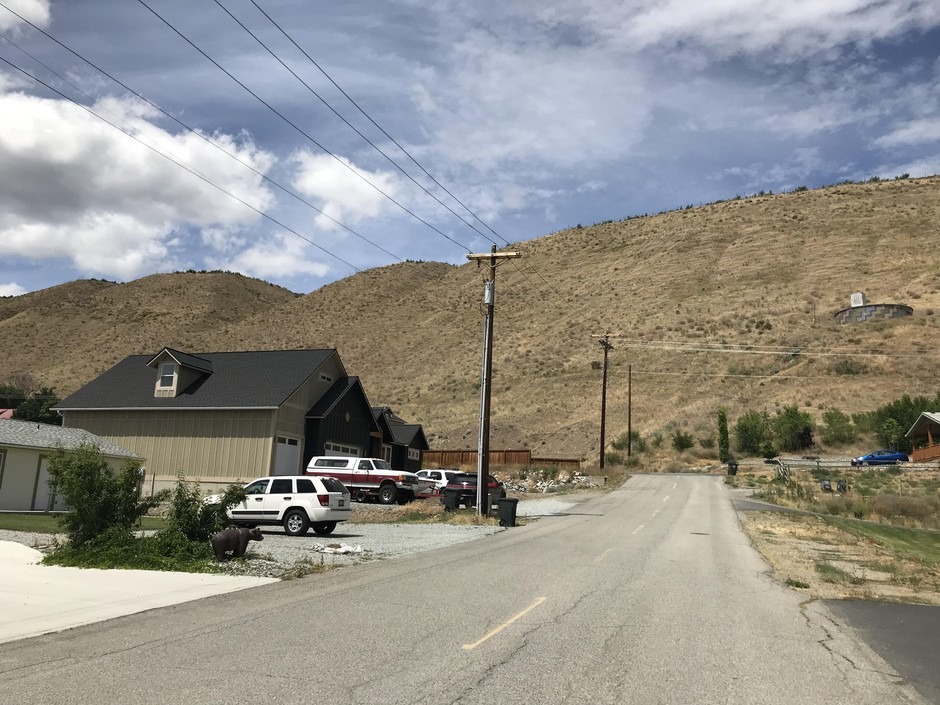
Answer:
top-left (740, 511), bottom-right (940, 605)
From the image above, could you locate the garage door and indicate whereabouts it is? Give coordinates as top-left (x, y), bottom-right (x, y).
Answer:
top-left (274, 437), bottom-right (301, 476)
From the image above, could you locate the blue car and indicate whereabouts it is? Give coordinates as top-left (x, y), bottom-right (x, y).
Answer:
top-left (850, 450), bottom-right (909, 466)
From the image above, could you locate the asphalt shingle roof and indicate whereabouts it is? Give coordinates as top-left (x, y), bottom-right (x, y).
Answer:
top-left (0, 419), bottom-right (139, 458)
top-left (57, 349), bottom-right (338, 410)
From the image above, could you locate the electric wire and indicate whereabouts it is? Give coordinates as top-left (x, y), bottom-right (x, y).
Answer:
top-left (212, 0), bottom-right (500, 249)
top-left (0, 55), bottom-right (362, 274)
top-left (134, 0), bottom-right (474, 256)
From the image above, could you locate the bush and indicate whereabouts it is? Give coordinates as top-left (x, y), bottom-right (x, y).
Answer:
top-left (821, 408), bottom-right (856, 445)
top-left (650, 432), bottom-right (664, 449)
top-left (605, 451), bottom-right (625, 466)
top-left (773, 405), bottom-right (814, 452)
top-left (717, 408), bottom-right (730, 463)
top-left (671, 429), bottom-right (695, 452)
top-left (734, 410), bottom-right (773, 456)
top-left (163, 475), bottom-right (247, 543)
top-left (47, 445), bottom-right (164, 549)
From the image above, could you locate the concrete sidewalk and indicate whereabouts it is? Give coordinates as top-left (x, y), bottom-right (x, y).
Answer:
top-left (0, 541), bottom-right (278, 644)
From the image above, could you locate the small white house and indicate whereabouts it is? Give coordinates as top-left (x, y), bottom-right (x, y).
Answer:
top-left (0, 419), bottom-right (140, 512)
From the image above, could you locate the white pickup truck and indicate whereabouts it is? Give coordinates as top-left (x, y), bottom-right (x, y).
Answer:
top-left (305, 456), bottom-right (423, 505)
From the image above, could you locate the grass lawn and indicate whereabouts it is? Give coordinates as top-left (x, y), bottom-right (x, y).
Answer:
top-left (825, 517), bottom-right (940, 566)
top-left (0, 513), bottom-right (167, 534)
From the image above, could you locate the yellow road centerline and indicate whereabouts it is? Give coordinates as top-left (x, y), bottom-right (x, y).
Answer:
top-left (662, 495), bottom-right (670, 503)
top-left (462, 597), bottom-right (547, 651)
top-left (632, 524), bottom-right (645, 535)
top-left (596, 548), bottom-right (615, 562)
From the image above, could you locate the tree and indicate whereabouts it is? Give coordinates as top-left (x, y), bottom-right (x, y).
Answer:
top-left (717, 408), bottom-right (730, 463)
top-left (13, 387), bottom-right (62, 425)
top-left (773, 405), bottom-right (814, 452)
top-left (47, 445), bottom-right (163, 548)
top-left (163, 475), bottom-right (247, 543)
top-left (0, 383), bottom-right (25, 409)
top-left (734, 410), bottom-right (774, 456)
top-left (821, 408), bottom-right (856, 445)
top-left (879, 418), bottom-right (905, 451)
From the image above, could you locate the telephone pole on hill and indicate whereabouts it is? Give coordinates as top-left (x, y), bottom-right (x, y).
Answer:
top-left (593, 334), bottom-right (614, 469)
top-left (466, 246), bottom-right (521, 516)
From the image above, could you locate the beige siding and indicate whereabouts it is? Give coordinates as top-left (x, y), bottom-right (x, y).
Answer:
top-left (275, 354), bottom-right (346, 441)
top-left (0, 447), bottom-right (40, 511)
top-left (62, 410), bottom-right (276, 487)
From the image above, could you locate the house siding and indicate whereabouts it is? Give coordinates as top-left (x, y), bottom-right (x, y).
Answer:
top-left (304, 391), bottom-right (376, 467)
top-left (61, 409), bottom-right (275, 490)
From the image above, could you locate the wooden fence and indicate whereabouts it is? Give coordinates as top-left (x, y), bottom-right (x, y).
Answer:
top-left (423, 449), bottom-right (581, 471)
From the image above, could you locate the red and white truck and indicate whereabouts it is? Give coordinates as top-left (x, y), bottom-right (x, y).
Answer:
top-left (305, 456), bottom-right (425, 504)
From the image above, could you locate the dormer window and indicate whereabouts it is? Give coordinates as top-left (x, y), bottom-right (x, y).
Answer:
top-left (159, 363), bottom-right (176, 388)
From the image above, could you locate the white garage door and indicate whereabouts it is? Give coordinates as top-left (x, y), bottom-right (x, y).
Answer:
top-left (274, 437), bottom-right (301, 476)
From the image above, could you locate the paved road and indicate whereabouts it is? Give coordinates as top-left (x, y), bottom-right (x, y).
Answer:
top-left (0, 475), bottom-right (927, 705)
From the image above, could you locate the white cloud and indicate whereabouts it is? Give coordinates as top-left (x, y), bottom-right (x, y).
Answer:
top-left (291, 151), bottom-right (400, 231)
top-left (0, 90), bottom-right (276, 280)
top-left (0, 0), bottom-right (49, 31)
top-left (875, 118), bottom-right (940, 147)
top-left (0, 283), bottom-right (27, 297)
top-left (208, 232), bottom-right (332, 280)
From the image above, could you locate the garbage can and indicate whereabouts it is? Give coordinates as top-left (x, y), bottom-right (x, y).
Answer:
top-left (443, 488), bottom-right (460, 511)
top-left (497, 497), bottom-right (519, 527)
top-left (726, 461), bottom-right (738, 476)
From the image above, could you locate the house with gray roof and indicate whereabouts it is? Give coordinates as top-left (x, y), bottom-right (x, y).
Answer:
top-left (56, 347), bottom-right (381, 494)
top-left (0, 418), bottom-right (139, 511)
top-left (906, 411), bottom-right (940, 463)
top-left (372, 407), bottom-right (429, 473)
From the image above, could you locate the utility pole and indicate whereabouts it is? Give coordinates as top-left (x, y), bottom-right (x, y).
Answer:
top-left (466, 246), bottom-right (521, 516)
top-left (593, 335), bottom-right (614, 469)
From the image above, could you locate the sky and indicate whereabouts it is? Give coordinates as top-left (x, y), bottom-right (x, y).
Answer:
top-left (1, 0), bottom-right (939, 297)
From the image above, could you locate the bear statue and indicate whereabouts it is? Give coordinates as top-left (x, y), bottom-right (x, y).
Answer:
top-left (211, 527), bottom-right (263, 561)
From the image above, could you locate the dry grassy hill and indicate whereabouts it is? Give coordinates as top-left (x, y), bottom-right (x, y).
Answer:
top-left (3, 177), bottom-right (939, 462)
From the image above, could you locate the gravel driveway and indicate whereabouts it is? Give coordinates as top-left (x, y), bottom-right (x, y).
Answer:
top-left (0, 495), bottom-right (585, 578)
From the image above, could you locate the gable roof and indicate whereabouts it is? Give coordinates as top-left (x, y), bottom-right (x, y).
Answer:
top-left (306, 378), bottom-right (379, 432)
top-left (372, 407), bottom-right (428, 449)
top-left (906, 411), bottom-right (940, 438)
top-left (57, 349), bottom-right (339, 410)
top-left (0, 419), bottom-right (139, 458)
top-left (147, 347), bottom-right (213, 374)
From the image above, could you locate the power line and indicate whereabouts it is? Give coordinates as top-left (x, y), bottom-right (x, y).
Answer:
top-left (212, 0), bottom-right (500, 249)
top-left (134, 0), bottom-right (474, 255)
top-left (0, 55), bottom-right (362, 274)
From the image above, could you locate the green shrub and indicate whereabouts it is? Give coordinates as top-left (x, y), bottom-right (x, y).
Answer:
top-left (605, 451), bottom-right (625, 466)
top-left (164, 475), bottom-right (247, 543)
top-left (699, 435), bottom-right (716, 449)
top-left (671, 429), bottom-right (695, 452)
top-left (773, 405), bottom-right (814, 452)
top-left (47, 445), bottom-right (164, 549)
top-left (650, 432), bottom-right (664, 449)
top-left (717, 408), bottom-right (730, 463)
top-left (821, 408), bottom-right (856, 445)
top-left (734, 410), bottom-right (773, 456)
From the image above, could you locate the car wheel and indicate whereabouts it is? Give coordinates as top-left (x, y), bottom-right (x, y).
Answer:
top-left (378, 483), bottom-right (398, 505)
top-left (396, 490), bottom-right (415, 505)
top-left (312, 521), bottom-right (336, 536)
top-left (283, 509), bottom-right (310, 536)
top-left (862, 461), bottom-right (869, 467)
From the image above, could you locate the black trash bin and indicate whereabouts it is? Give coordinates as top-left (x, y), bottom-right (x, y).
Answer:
top-left (727, 461), bottom-right (738, 476)
top-left (443, 488), bottom-right (460, 511)
top-left (497, 497), bottom-right (519, 527)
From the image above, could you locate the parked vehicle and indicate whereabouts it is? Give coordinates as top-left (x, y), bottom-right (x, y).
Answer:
top-left (305, 456), bottom-right (422, 505)
top-left (213, 475), bottom-right (352, 536)
top-left (415, 468), bottom-right (462, 496)
top-left (443, 472), bottom-right (506, 509)
top-left (850, 450), bottom-right (910, 466)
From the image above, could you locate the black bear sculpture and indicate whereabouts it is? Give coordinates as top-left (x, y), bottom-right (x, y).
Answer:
top-left (211, 527), bottom-right (263, 561)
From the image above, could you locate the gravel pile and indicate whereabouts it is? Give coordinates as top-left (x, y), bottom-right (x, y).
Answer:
top-left (0, 494), bottom-right (586, 578)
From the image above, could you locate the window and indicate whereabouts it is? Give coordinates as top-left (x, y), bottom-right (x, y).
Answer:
top-left (408, 448), bottom-right (420, 461)
top-left (270, 479), bottom-right (293, 493)
top-left (320, 478), bottom-right (346, 493)
top-left (245, 479), bottom-right (270, 495)
top-left (315, 458), bottom-right (350, 468)
top-left (382, 445), bottom-right (392, 462)
top-left (358, 460), bottom-right (373, 470)
top-left (0, 449), bottom-right (5, 490)
top-left (297, 479), bottom-right (316, 493)
top-left (158, 363), bottom-right (175, 388)
top-left (276, 436), bottom-right (299, 446)
top-left (320, 373), bottom-right (333, 383)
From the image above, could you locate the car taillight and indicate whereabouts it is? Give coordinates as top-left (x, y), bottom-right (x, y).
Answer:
top-left (317, 494), bottom-right (330, 506)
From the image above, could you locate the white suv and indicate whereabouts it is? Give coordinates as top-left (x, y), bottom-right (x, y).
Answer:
top-left (415, 469), bottom-right (462, 496)
top-left (228, 475), bottom-right (352, 536)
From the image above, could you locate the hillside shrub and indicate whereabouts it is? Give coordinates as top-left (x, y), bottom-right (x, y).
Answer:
top-left (671, 429), bottom-right (695, 452)
top-left (734, 410), bottom-right (773, 456)
top-left (773, 405), bottom-right (814, 452)
top-left (47, 445), bottom-right (164, 549)
top-left (821, 408), bottom-right (856, 445)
